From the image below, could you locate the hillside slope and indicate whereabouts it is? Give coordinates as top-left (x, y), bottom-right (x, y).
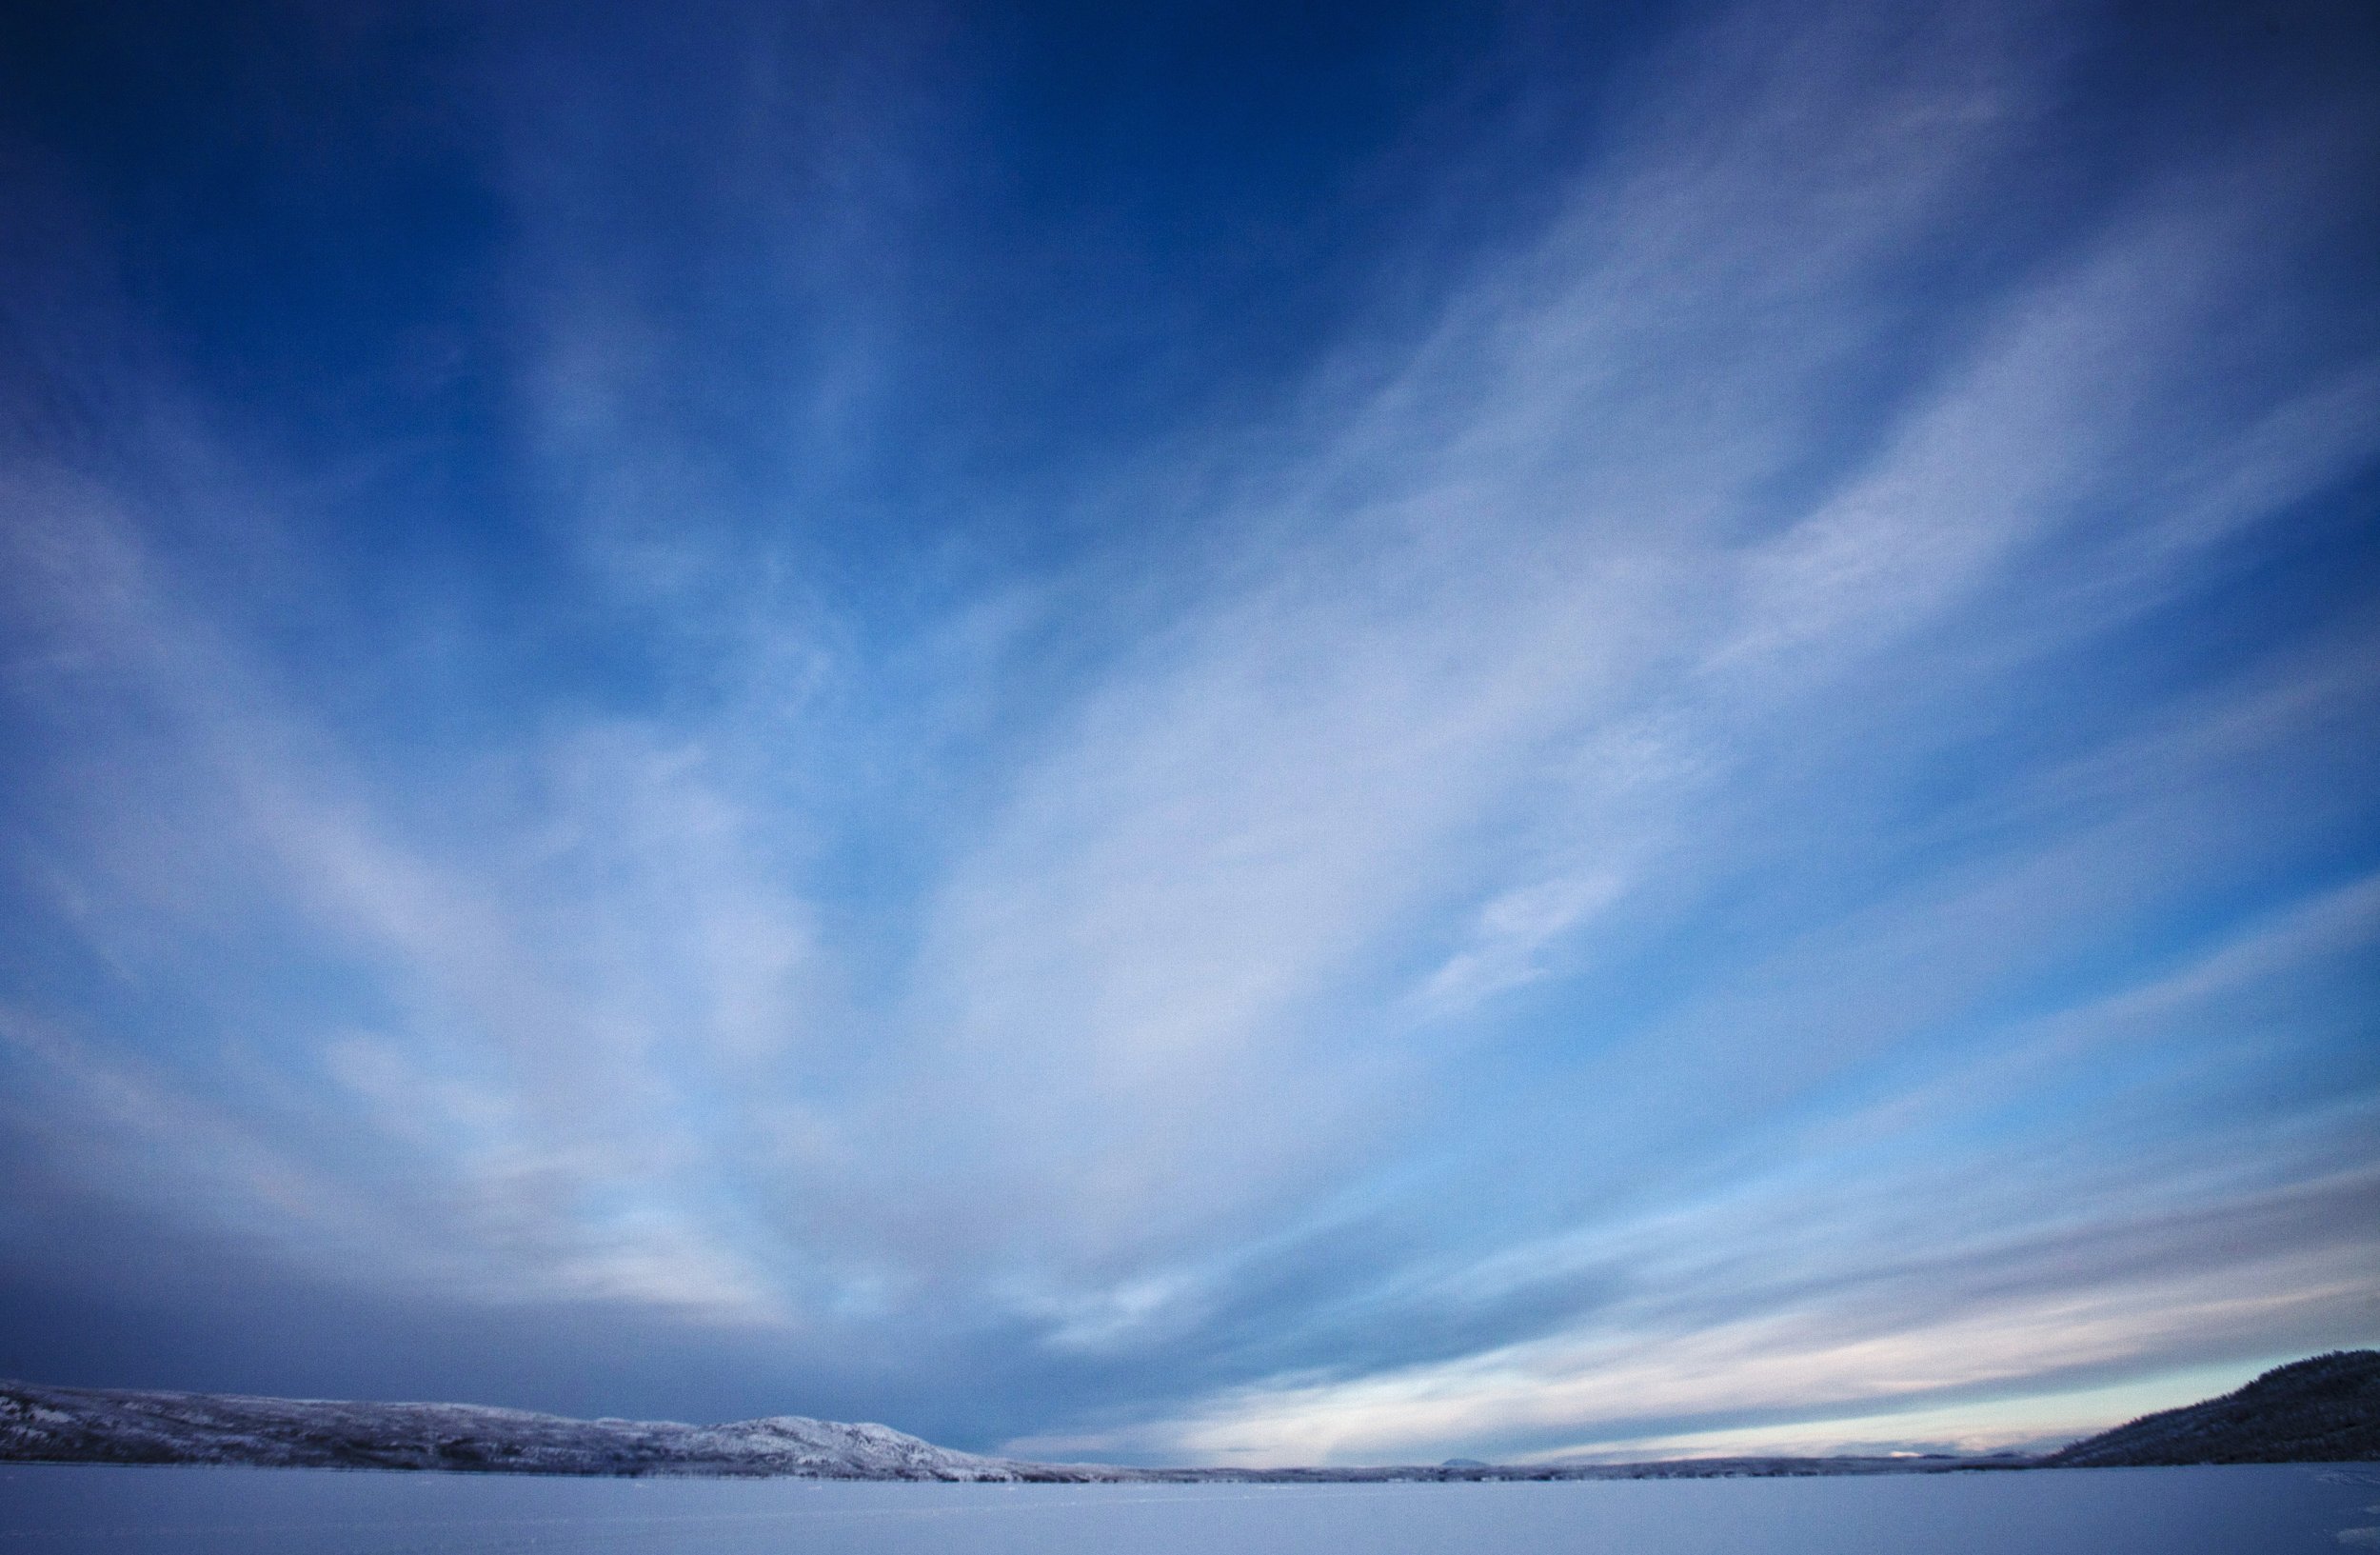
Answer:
top-left (2047, 1351), bottom-right (2380, 1466)
top-left (0, 1380), bottom-right (1063, 1479)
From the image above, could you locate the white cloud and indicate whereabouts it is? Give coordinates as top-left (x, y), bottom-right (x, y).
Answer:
top-left (0, 0), bottom-right (2372, 1454)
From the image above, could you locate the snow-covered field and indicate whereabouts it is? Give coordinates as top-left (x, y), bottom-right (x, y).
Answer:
top-left (1, 1462), bottom-right (2373, 1552)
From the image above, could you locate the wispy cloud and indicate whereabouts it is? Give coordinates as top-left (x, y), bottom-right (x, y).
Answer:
top-left (0, 0), bottom-right (2372, 1455)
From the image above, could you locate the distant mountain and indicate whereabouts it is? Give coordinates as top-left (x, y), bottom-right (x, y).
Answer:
top-left (0, 1379), bottom-right (2029, 1481)
top-left (2046, 1351), bottom-right (2380, 1467)
top-left (10, 1352), bottom-right (2372, 1481)
top-left (0, 1380), bottom-right (1071, 1480)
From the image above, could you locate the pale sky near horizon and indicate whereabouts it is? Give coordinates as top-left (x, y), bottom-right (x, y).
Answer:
top-left (0, 0), bottom-right (2375, 1465)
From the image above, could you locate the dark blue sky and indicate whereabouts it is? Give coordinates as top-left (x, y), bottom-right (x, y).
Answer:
top-left (0, 0), bottom-right (2375, 1464)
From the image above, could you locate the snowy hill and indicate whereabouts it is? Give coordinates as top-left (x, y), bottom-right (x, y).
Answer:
top-left (0, 1380), bottom-right (1079, 1479)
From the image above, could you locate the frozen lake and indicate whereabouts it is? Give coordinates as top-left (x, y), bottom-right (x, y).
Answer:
top-left (1, 1463), bottom-right (2374, 1552)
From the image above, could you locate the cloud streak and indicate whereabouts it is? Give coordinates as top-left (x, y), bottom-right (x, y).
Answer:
top-left (0, 0), bottom-right (2373, 1458)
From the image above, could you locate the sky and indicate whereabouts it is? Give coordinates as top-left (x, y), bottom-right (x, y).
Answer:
top-left (0, 0), bottom-right (2374, 1467)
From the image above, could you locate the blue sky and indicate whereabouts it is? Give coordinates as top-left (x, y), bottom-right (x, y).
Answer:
top-left (0, 0), bottom-right (2375, 1465)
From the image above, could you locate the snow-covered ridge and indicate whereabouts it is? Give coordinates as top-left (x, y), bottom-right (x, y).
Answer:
top-left (0, 1380), bottom-right (1077, 1479)
top-left (0, 1379), bottom-right (2033, 1480)
top-left (20, 1357), bottom-right (2366, 1481)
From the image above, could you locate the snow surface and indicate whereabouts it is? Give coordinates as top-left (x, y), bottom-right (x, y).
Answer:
top-left (0, 1462), bottom-right (2373, 1552)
